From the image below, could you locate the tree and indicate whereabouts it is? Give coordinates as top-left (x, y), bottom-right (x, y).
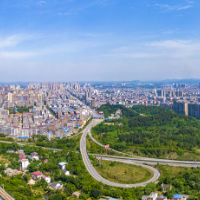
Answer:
top-left (49, 193), bottom-right (63, 200)
top-left (23, 174), bottom-right (30, 182)
top-left (90, 188), bottom-right (102, 199)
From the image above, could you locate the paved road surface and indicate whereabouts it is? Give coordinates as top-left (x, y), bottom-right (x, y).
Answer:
top-left (88, 121), bottom-right (200, 167)
top-left (0, 187), bottom-right (15, 200)
top-left (80, 119), bottom-right (160, 188)
top-left (94, 154), bottom-right (200, 167)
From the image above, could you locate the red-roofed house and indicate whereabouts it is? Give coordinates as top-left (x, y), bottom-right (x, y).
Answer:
top-left (31, 152), bottom-right (38, 156)
top-left (32, 171), bottom-right (42, 180)
top-left (19, 155), bottom-right (26, 160)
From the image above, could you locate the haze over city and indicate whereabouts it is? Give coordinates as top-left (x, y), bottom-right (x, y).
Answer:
top-left (0, 0), bottom-right (199, 82)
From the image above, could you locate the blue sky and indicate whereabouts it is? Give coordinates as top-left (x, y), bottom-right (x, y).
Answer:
top-left (0, 0), bottom-right (199, 82)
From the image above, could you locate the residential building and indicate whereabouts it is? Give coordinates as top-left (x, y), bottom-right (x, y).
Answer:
top-left (41, 175), bottom-right (51, 183)
top-left (32, 171), bottom-right (42, 180)
top-left (50, 182), bottom-right (63, 190)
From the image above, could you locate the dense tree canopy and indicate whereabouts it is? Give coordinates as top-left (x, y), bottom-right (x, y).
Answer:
top-left (93, 105), bottom-right (200, 159)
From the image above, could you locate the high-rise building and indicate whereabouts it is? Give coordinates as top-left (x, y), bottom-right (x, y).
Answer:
top-left (90, 87), bottom-right (94, 93)
top-left (16, 85), bottom-right (20, 90)
top-left (8, 92), bottom-right (13, 103)
top-left (85, 92), bottom-right (89, 102)
top-left (173, 100), bottom-right (188, 116)
top-left (60, 83), bottom-right (64, 91)
top-left (28, 84), bottom-right (33, 90)
top-left (176, 89), bottom-right (183, 97)
top-left (10, 85), bottom-right (15, 91)
top-left (157, 90), bottom-right (166, 98)
top-left (188, 103), bottom-right (200, 119)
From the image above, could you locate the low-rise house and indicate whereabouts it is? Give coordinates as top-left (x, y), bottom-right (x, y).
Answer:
top-left (7, 149), bottom-right (15, 153)
top-left (44, 159), bottom-right (48, 163)
top-left (21, 159), bottom-right (29, 170)
top-left (58, 162), bottom-right (68, 171)
top-left (50, 182), bottom-right (63, 190)
top-left (19, 155), bottom-right (26, 160)
top-left (32, 171), bottom-right (42, 180)
top-left (172, 194), bottom-right (189, 200)
top-left (161, 183), bottom-right (172, 191)
top-left (181, 195), bottom-right (189, 200)
top-left (4, 168), bottom-right (22, 176)
top-left (141, 196), bottom-right (148, 200)
top-left (30, 152), bottom-right (39, 161)
top-left (142, 193), bottom-right (167, 200)
top-left (41, 175), bottom-right (51, 183)
top-left (65, 171), bottom-right (70, 176)
top-left (148, 192), bottom-right (158, 200)
top-left (72, 192), bottom-right (80, 198)
top-left (157, 196), bottom-right (167, 200)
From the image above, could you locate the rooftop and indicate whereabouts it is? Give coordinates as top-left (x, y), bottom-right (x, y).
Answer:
top-left (33, 171), bottom-right (42, 176)
top-left (58, 162), bottom-right (68, 166)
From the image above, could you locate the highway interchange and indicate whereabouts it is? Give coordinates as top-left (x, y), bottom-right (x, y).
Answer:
top-left (2, 96), bottom-right (200, 188)
top-left (80, 119), bottom-right (161, 188)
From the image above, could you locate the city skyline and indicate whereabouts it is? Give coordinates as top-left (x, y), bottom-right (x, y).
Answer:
top-left (0, 0), bottom-right (200, 81)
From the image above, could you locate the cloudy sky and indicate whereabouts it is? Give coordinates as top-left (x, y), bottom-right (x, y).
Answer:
top-left (0, 0), bottom-right (199, 82)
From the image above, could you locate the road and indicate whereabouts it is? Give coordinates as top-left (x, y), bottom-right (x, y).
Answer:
top-left (87, 121), bottom-right (200, 167)
top-left (88, 121), bottom-right (130, 157)
top-left (80, 119), bottom-right (160, 188)
top-left (0, 140), bottom-right (61, 152)
top-left (93, 154), bottom-right (200, 167)
top-left (0, 187), bottom-right (15, 200)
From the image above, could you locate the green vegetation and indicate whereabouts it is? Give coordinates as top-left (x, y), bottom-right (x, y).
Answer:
top-left (0, 136), bottom-right (15, 142)
top-left (94, 105), bottom-right (200, 160)
top-left (86, 135), bottom-right (120, 156)
top-left (132, 105), bottom-right (171, 116)
top-left (36, 134), bottom-right (81, 151)
top-left (94, 160), bottom-right (153, 184)
top-left (97, 104), bottom-right (139, 118)
top-left (156, 164), bottom-right (200, 199)
top-left (8, 106), bottom-right (33, 114)
top-left (1, 141), bottom-right (200, 199)
top-left (0, 133), bottom-right (6, 137)
top-left (0, 142), bottom-right (157, 200)
top-left (17, 106), bottom-right (33, 113)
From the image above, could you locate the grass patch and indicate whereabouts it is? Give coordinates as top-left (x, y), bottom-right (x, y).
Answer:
top-left (155, 164), bottom-right (192, 178)
top-left (94, 160), bottom-right (153, 184)
top-left (86, 135), bottom-right (123, 156)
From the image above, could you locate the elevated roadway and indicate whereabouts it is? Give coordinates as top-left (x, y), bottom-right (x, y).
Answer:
top-left (0, 187), bottom-right (15, 200)
top-left (80, 119), bottom-right (160, 188)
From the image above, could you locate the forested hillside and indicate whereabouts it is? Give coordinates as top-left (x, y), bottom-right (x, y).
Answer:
top-left (97, 104), bottom-right (139, 118)
top-left (93, 105), bottom-right (200, 160)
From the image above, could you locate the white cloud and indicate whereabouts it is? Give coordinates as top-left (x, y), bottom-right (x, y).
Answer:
top-left (186, 0), bottom-right (195, 4)
top-left (37, 1), bottom-right (45, 5)
top-left (155, 3), bottom-right (193, 11)
top-left (0, 51), bottom-right (36, 58)
top-left (101, 40), bottom-right (200, 59)
top-left (0, 34), bottom-right (35, 48)
top-left (155, 4), bottom-right (177, 10)
top-left (58, 12), bottom-right (77, 15)
top-left (177, 5), bottom-right (193, 10)
top-left (0, 35), bottom-right (22, 48)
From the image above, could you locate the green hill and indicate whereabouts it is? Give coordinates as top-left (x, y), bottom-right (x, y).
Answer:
top-left (93, 105), bottom-right (200, 160)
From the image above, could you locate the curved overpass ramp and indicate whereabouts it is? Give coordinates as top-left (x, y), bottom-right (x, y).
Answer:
top-left (80, 120), bottom-right (160, 188)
